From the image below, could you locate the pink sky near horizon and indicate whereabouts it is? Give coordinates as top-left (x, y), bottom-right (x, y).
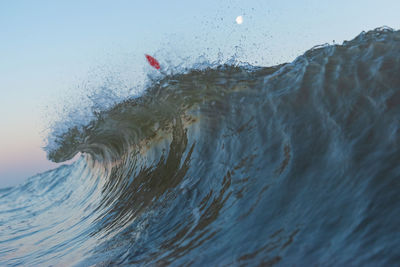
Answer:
top-left (0, 149), bottom-right (60, 188)
top-left (0, 116), bottom-right (63, 188)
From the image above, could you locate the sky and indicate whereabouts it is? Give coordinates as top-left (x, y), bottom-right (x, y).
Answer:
top-left (0, 0), bottom-right (399, 188)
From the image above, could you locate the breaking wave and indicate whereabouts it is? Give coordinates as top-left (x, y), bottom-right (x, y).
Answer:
top-left (1, 27), bottom-right (400, 266)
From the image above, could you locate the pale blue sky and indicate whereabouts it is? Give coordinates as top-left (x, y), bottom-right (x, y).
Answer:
top-left (0, 0), bottom-right (399, 187)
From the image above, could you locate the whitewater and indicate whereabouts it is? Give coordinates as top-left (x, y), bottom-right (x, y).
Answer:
top-left (1, 28), bottom-right (399, 266)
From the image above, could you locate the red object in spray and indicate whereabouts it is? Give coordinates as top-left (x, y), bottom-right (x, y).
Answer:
top-left (145, 54), bottom-right (160, 70)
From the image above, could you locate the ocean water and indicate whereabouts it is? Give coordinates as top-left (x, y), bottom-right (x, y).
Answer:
top-left (1, 28), bottom-right (400, 266)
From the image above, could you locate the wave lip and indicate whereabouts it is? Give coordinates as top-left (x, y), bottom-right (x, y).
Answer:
top-left (46, 64), bottom-right (281, 163)
top-left (1, 27), bottom-right (400, 266)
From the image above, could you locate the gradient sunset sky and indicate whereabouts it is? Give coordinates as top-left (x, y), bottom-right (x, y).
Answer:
top-left (1, 0), bottom-right (399, 188)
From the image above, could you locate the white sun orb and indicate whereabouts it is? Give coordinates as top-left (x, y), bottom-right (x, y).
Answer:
top-left (236, 15), bottom-right (243, 25)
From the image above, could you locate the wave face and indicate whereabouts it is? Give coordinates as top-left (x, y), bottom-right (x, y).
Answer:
top-left (1, 28), bottom-right (400, 266)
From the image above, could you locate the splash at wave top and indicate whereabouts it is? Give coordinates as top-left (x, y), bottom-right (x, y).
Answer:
top-left (1, 28), bottom-right (400, 266)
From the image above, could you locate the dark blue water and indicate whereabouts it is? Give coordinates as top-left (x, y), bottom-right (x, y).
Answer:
top-left (1, 27), bottom-right (400, 266)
